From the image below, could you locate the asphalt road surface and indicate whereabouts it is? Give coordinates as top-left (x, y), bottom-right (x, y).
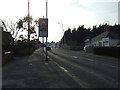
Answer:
top-left (2, 49), bottom-right (82, 88)
top-left (48, 48), bottom-right (119, 88)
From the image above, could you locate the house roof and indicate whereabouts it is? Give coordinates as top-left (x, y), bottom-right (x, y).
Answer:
top-left (91, 30), bottom-right (120, 42)
top-left (107, 31), bottom-right (120, 39)
top-left (91, 31), bottom-right (108, 42)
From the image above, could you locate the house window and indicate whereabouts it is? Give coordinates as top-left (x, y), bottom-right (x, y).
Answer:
top-left (103, 41), bottom-right (109, 46)
top-left (94, 44), bottom-right (96, 46)
top-left (99, 42), bottom-right (102, 46)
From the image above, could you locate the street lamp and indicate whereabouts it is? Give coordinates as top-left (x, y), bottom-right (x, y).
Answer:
top-left (58, 22), bottom-right (65, 44)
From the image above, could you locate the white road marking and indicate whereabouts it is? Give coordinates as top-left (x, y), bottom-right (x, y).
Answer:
top-left (101, 63), bottom-right (118, 68)
top-left (53, 60), bottom-right (68, 73)
top-left (72, 56), bottom-right (94, 62)
top-left (73, 56), bottom-right (78, 59)
top-left (59, 66), bottom-right (68, 73)
top-left (29, 63), bottom-right (32, 65)
top-left (45, 62), bottom-right (48, 64)
top-left (110, 65), bottom-right (116, 67)
top-left (48, 54), bottom-right (68, 73)
top-left (87, 59), bottom-right (94, 61)
top-left (47, 56), bottom-right (50, 58)
top-left (48, 53), bottom-right (90, 88)
top-left (4, 52), bottom-right (11, 54)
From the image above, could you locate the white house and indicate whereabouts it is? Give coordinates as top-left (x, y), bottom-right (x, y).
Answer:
top-left (84, 30), bottom-right (120, 48)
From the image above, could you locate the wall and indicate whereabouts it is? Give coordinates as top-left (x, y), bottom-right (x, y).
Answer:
top-left (85, 47), bottom-right (94, 53)
top-left (109, 39), bottom-right (120, 46)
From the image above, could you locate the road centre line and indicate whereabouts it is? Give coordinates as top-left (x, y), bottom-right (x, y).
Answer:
top-left (78, 57), bottom-right (94, 62)
top-left (79, 57), bottom-right (117, 68)
top-left (110, 65), bottom-right (117, 68)
top-left (72, 56), bottom-right (78, 59)
top-left (102, 63), bottom-right (118, 68)
top-left (87, 59), bottom-right (94, 61)
top-left (49, 52), bottom-right (118, 86)
top-left (52, 51), bottom-right (118, 69)
top-left (72, 56), bottom-right (94, 62)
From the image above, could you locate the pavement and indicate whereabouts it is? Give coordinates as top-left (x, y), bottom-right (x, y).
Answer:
top-left (2, 48), bottom-right (82, 88)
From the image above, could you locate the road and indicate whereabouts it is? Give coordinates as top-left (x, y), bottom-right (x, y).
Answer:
top-left (48, 48), bottom-right (119, 88)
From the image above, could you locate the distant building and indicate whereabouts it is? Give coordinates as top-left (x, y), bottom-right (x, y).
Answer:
top-left (84, 27), bottom-right (120, 47)
top-left (50, 42), bottom-right (55, 48)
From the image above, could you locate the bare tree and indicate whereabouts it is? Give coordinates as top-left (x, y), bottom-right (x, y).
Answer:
top-left (1, 16), bottom-right (37, 41)
top-left (1, 19), bottom-right (21, 40)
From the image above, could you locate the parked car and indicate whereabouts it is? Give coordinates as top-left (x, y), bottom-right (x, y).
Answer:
top-left (47, 47), bottom-right (51, 51)
top-left (41, 43), bottom-right (46, 47)
top-left (83, 44), bottom-right (94, 52)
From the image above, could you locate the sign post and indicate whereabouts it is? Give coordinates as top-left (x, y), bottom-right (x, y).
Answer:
top-left (39, 0), bottom-right (48, 61)
top-left (38, 18), bottom-right (48, 61)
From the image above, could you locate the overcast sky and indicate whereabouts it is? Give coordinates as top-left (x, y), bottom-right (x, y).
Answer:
top-left (0, 0), bottom-right (119, 42)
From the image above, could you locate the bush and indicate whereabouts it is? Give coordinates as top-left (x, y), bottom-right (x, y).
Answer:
top-left (70, 46), bottom-right (83, 50)
top-left (2, 31), bottom-right (14, 65)
top-left (2, 52), bottom-right (12, 65)
top-left (14, 40), bottom-right (36, 56)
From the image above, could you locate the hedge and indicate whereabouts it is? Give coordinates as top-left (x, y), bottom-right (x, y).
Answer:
top-left (93, 46), bottom-right (120, 58)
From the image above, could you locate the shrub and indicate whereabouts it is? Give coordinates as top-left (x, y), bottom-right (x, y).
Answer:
top-left (14, 40), bottom-right (36, 56)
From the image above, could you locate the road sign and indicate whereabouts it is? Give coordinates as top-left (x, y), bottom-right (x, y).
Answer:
top-left (39, 18), bottom-right (48, 37)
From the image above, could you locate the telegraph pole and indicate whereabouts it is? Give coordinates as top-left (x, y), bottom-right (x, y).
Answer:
top-left (38, 0), bottom-right (48, 61)
top-left (28, 0), bottom-right (30, 41)
top-left (46, 0), bottom-right (48, 18)
top-left (42, 35), bottom-right (44, 61)
top-left (45, 0), bottom-right (48, 61)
